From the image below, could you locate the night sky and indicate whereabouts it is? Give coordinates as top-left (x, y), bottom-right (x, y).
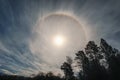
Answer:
top-left (0, 0), bottom-right (120, 76)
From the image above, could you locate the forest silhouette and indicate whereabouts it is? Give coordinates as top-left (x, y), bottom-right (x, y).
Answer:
top-left (0, 39), bottom-right (120, 80)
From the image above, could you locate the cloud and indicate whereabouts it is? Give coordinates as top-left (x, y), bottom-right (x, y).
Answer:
top-left (1, 69), bottom-right (14, 75)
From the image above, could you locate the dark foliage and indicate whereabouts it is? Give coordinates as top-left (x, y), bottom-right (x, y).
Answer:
top-left (0, 39), bottom-right (120, 80)
top-left (0, 72), bottom-right (63, 80)
top-left (73, 39), bottom-right (120, 80)
top-left (61, 56), bottom-right (74, 80)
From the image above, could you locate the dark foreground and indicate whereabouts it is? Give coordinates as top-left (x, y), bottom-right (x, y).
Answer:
top-left (0, 73), bottom-right (63, 80)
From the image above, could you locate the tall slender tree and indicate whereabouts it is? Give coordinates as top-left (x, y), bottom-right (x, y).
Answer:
top-left (61, 56), bottom-right (74, 80)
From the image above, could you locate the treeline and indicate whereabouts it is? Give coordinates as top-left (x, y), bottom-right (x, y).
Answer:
top-left (0, 72), bottom-right (63, 80)
top-left (0, 39), bottom-right (120, 80)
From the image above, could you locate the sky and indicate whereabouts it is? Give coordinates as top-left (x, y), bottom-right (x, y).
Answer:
top-left (0, 0), bottom-right (120, 76)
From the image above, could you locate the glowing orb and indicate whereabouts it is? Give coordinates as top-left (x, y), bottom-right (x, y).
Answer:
top-left (54, 35), bottom-right (64, 46)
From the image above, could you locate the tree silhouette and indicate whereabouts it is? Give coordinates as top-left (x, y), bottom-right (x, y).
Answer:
top-left (61, 56), bottom-right (74, 80)
top-left (73, 39), bottom-right (120, 80)
top-left (100, 39), bottom-right (120, 80)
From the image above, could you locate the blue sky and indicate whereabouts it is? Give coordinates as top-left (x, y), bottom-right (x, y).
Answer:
top-left (0, 0), bottom-right (120, 76)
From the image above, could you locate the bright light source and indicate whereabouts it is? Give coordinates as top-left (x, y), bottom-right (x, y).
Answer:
top-left (54, 35), bottom-right (64, 46)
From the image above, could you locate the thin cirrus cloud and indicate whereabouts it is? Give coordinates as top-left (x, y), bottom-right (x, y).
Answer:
top-left (0, 0), bottom-right (120, 76)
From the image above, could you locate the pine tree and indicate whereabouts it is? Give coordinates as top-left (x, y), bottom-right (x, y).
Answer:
top-left (61, 56), bottom-right (74, 80)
